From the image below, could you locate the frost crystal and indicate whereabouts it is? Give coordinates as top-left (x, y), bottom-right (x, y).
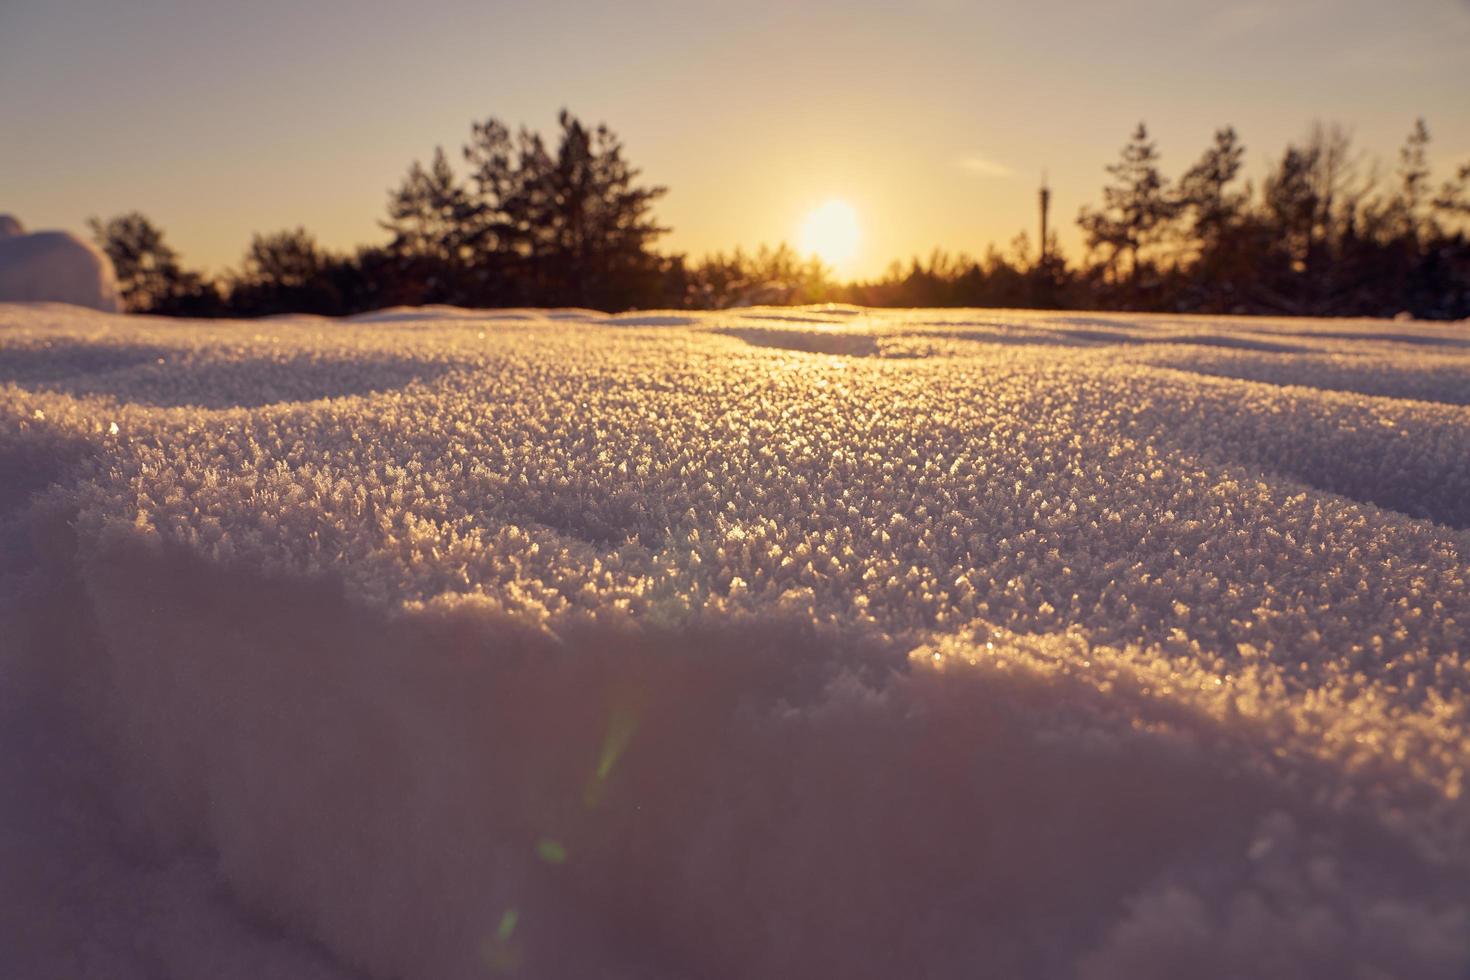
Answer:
top-left (2, 303), bottom-right (1469, 979)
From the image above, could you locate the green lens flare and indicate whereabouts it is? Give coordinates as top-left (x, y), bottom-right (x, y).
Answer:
top-left (596, 705), bottom-right (639, 782)
top-left (536, 838), bottom-right (568, 865)
top-left (497, 908), bottom-right (519, 942)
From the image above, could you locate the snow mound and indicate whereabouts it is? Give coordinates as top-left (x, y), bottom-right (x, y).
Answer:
top-left (0, 218), bottom-right (122, 313)
top-left (2, 305), bottom-right (1469, 979)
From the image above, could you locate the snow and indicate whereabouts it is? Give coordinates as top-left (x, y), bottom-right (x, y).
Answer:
top-left (0, 217), bottom-right (122, 313)
top-left (2, 302), bottom-right (1469, 979)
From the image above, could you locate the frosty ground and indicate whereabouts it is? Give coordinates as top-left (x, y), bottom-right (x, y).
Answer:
top-left (2, 303), bottom-right (1468, 979)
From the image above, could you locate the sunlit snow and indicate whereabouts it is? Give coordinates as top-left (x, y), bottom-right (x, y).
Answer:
top-left (2, 302), bottom-right (1468, 979)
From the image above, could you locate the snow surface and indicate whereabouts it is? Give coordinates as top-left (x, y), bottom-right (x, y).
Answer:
top-left (2, 303), bottom-right (1469, 979)
top-left (0, 218), bottom-right (122, 313)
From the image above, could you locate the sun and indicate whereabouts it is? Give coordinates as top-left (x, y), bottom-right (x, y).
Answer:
top-left (797, 199), bottom-right (860, 270)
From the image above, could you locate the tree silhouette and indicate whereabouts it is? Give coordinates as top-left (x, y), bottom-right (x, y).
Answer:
top-left (462, 110), bottom-right (669, 308)
top-left (1079, 124), bottom-right (1176, 286)
top-left (1434, 162), bottom-right (1470, 222)
top-left (1176, 128), bottom-right (1247, 256)
top-left (1263, 145), bottom-right (1320, 276)
top-left (382, 148), bottom-right (480, 304)
top-left (229, 229), bottom-right (346, 315)
top-left (1394, 119), bottom-right (1433, 241)
top-left (461, 117), bottom-right (553, 301)
top-left (88, 212), bottom-right (215, 313)
top-left (384, 148), bottom-right (477, 265)
top-left (88, 113), bottom-right (1470, 321)
top-left (248, 229), bottom-right (330, 288)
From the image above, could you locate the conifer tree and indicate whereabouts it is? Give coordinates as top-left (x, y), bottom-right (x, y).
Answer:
top-left (88, 212), bottom-right (196, 312)
top-left (1394, 118), bottom-right (1433, 241)
top-left (1078, 123), bottom-right (1176, 284)
top-left (1433, 162), bottom-right (1470, 222)
top-left (240, 229), bottom-right (327, 290)
top-left (1262, 145), bottom-right (1320, 278)
top-left (463, 110), bottom-right (668, 308)
top-left (228, 228), bottom-right (346, 315)
top-left (1176, 127), bottom-right (1247, 256)
top-left (383, 148), bottom-right (477, 268)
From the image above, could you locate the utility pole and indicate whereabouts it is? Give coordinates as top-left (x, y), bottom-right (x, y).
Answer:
top-left (1038, 172), bottom-right (1051, 267)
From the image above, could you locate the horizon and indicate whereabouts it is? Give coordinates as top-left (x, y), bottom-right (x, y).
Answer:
top-left (3, 0), bottom-right (1469, 280)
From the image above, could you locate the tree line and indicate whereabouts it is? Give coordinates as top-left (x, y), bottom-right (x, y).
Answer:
top-left (93, 112), bottom-right (1470, 319)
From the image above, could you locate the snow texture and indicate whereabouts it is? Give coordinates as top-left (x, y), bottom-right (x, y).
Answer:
top-left (2, 303), bottom-right (1469, 979)
top-left (0, 217), bottom-right (122, 313)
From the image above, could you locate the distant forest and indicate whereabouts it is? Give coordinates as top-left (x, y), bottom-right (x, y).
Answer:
top-left (93, 111), bottom-right (1470, 319)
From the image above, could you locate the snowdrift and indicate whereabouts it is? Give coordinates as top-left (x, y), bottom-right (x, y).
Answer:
top-left (2, 304), bottom-right (1469, 979)
top-left (0, 217), bottom-right (122, 313)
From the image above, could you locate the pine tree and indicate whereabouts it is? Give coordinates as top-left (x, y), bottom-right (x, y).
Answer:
top-left (540, 112), bottom-right (669, 307)
top-left (1394, 118), bottom-right (1432, 242)
top-left (1433, 162), bottom-right (1470, 222)
top-left (462, 118), bottom-right (544, 266)
top-left (1176, 127), bottom-right (1247, 256)
top-left (384, 147), bottom-right (476, 260)
top-left (239, 229), bottom-right (327, 290)
top-left (463, 110), bottom-right (668, 308)
top-left (1262, 145), bottom-right (1320, 277)
top-left (229, 229), bottom-right (345, 315)
top-left (1078, 123), bottom-right (1176, 284)
top-left (88, 212), bottom-right (195, 312)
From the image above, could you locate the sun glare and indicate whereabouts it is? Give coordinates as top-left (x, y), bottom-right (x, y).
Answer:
top-left (797, 200), bottom-right (860, 270)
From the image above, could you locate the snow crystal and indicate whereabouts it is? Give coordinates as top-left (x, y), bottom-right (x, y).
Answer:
top-left (2, 303), bottom-right (1469, 979)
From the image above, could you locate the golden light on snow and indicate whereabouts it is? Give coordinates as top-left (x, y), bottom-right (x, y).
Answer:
top-left (6, 303), bottom-right (1470, 979)
top-left (797, 199), bottom-right (860, 270)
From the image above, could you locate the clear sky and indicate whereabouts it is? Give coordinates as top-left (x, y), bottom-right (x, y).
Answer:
top-left (3, 0), bottom-right (1468, 280)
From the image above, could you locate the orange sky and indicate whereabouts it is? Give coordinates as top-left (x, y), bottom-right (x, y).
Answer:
top-left (3, 0), bottom-right (1468, 280)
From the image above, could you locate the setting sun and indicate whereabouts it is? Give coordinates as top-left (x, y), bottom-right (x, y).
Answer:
top-left (797, 199), bottom-right (860, 270)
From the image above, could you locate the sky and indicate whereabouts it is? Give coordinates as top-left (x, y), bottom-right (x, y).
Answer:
top-left (3, 0), bottom-right (1468, 280)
